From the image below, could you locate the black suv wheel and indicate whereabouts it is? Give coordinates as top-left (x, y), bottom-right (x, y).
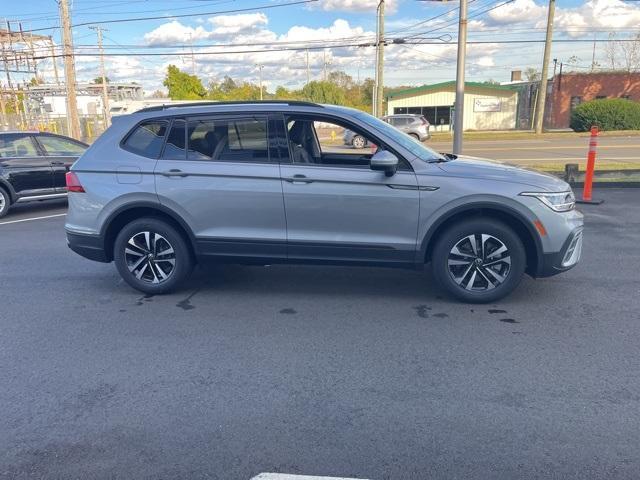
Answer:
top-left (431, 218), bottom-right (526, 303)
top-left (0, 187), bottom-right (9, 219)
top-left (114, 218), bottom-right (194, 294)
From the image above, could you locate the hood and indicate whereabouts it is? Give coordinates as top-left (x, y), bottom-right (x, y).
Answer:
top-left (436, 155), bottom-right (570, 192)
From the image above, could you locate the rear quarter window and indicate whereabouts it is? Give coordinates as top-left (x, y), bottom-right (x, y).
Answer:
top-left (122, 120), bottom-right (168, 158)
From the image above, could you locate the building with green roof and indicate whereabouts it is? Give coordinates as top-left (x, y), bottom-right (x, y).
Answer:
top-left (386, 81), bottom-right (520, 131)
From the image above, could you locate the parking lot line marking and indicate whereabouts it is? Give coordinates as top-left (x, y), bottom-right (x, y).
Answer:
top-left (251, 474), bottom-right (369, 480)
top-left (0, 213), bottom-right (66, 226)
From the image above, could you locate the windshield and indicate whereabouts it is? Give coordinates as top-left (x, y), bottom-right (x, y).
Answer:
top-left (353, 110), bottom-right (446, 161)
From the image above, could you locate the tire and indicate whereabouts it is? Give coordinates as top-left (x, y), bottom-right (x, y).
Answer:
top-left (113, 218), bottom-right (194, 295)
top-left (0, 187), bottom-right (10, 219)
top-left (409, 132), bottom-right (420, 142)
top-left (352, 135), bottom-right (366, 149)
top-left (431, 218), bottom-right (526, 303)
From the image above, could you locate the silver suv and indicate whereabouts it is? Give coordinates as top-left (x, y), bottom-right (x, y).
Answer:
top-left (383, 114), bottom-right (431, 141)
top-left (65, 101), bottom-right (583, 302)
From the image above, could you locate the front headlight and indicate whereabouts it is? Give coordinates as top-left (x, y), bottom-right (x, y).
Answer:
top-left (520, 191), bottom-right (575, 212)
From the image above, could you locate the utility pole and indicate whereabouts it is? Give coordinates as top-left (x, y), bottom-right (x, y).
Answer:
top-left (90, 26), bottom-right (111, 126)
top-left (59, 0), bottom-right (81, 140)
top-left (375, 0), bottom-right (385, 118)
top-left (48, 36), bottom-right (60, 85)
top-left (323, 50), bottom-right (329, 81)
top-left (534, 0), bottom-right (555, 135)
top-left (306, 49), bottom-right (310, 84)
top-left (188, 33), bottom-right (196, 75)
top-left (452, 0), bottom-right (468, 155)
top-left (591, 33), bottom-right (597, 71)
top-left (255, 64), bottom-right (264, 100)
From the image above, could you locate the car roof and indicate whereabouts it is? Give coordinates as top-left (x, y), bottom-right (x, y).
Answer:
top-left (128, 101), bottom-right (363, 120)
top-left (0, 130), bottom-right (40, 135)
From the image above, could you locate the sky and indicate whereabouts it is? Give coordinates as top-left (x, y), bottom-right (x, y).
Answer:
top-left (3, 0), bottom-right (640, 95)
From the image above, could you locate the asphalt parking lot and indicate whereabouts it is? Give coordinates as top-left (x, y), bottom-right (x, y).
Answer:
top-left (1, 189), bottom-right (639, 480)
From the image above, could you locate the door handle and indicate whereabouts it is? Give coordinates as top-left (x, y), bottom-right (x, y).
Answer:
top-left (161, 169), bottom-right (188, 178)
top-left (285, 174), bottom-right (313, 184)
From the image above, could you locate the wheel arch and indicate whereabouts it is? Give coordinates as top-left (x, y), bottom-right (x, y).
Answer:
top-left (421, 202), bottom-right (543, 276)
top-left (101, 202), bottom-right (197, 263)
top-left (0, 179), bottom-right (17, 203)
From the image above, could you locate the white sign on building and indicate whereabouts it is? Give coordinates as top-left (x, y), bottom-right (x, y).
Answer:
top-left (473, 97), bottom-right (502, 112)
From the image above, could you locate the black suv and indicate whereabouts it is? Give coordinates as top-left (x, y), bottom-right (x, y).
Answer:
top-left (0, 131), bottom-right (87, 218)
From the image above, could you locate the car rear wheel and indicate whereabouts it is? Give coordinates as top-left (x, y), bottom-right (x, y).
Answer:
top-left (431, 218), bottom-right (526, 303)
top-left (409, 132), bottom-right (420, 142)
top-left (352, 135), bottom-right (366, 149)
top-left (114, 218), bottom-right (193, 294)
top-left (0, 187), bottom-right (9, 219)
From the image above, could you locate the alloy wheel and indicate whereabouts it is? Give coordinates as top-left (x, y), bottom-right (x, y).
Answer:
top-left (0, 191), bottom-right (6, 214)
top-left (447, 234), bottom-right (511, 291)
top-left (352, 135), bottom-right (365, 149)
top-left (124, 231), bottom-right (176, 284)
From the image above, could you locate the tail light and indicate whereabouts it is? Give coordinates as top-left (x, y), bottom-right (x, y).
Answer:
top-left (421, 116), bottom-right (430, 126)
top-left (65, 171), bottom-right (85, 193)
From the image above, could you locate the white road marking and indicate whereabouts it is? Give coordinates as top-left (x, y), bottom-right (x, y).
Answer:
top-left (465, 145), bottom-right (640, 151)
top-left (251, 474), bottom-right (369, 480)
top-left (494, 157), bottom-right (640, 161)
top-left (0, 213), bottom-right (66, 226)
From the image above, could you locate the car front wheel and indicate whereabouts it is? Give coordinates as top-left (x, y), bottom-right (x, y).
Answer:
top-left (0, 187), bottom-right (9, 219)
top-left (114, 218), bottom-right (194, 294)
top-left (431, 219), bottom-right (526, 303)
top-left (352, 135), bottom-right (366, 149)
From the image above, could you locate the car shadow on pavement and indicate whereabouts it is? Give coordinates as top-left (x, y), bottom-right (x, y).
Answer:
top-left (181, 262), bottom-right (442, 300)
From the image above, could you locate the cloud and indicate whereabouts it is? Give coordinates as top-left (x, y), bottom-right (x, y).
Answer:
top-left (317, 0), bottom-right (398, 14)
top-left (207, 13), bottom-right (268, 34)
top-left (555, 0), bottom-right (640, 37)
top-left (144, 13), bottom-right (268, 46)
top-left (484, 0), bottom-right (546, 25)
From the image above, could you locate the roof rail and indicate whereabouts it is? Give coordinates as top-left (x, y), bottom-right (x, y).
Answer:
top-left (136, 100), bottom-right (323, 113)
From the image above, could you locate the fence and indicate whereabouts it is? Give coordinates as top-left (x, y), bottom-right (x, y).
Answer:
top-left (0, 113), bottom-right (108, 143)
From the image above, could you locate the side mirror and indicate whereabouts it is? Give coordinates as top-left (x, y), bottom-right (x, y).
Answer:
top-left (370, 150), bottom-right (399, 177)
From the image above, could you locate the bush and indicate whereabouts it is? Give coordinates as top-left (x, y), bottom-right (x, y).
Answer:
top-left (570, 98), bottom-right (640, 132)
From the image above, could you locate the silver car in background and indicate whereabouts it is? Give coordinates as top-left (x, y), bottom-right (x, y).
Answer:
top-left (65, 101), bottom-right (583, 303)
top-left (344, 114), bottom-right (430, 148)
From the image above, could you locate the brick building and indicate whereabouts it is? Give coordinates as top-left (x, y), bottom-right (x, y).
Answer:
top-left (546, 72), bottom-right (640, 128)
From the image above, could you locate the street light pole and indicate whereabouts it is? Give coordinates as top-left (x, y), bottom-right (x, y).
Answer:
top-left (452, 0), bottom-right (468, 155)
top-left (255, 64), bottom-right (264, 100)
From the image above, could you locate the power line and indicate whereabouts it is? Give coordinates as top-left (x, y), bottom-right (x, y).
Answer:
top-left (31, 36), bottom-right (640, 61)
top-left (23, 0), bottom-right (318, 33)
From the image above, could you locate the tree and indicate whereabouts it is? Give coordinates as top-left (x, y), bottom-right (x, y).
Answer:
top-left (605, 33), bottom-right (640, 72)
top-left (149, 89), bottom-right (167, 99)
top-left (327, 70), bottom-right (354, 89)
top-left (29, 76), bottom-right (45, 86)
top-left (93, 76), bottom-right (110, 84)
top-left (163, 65), bottom-right (206, 100)
top-left (524, 67), bottom-right (540, 82)
top-left (301, 81), bottom-right (346, 105)
top-left (220, 76), bottom-right (238, 94)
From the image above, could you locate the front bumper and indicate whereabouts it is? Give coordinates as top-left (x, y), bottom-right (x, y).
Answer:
top-left (536, 227), bottom-right (583, 277)
top-left (66, 230), bottom-right (110, 263)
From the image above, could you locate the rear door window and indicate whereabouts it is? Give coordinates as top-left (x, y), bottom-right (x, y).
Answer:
top-left (37, 135), bottom-right (86, 156)
top-left (122, 120), bottom-right (168, 158)
top-left (187, 116), bottom-right (269, 163)
top-left (0, 135), bottom-right (39, 158)
top-left (162, 119), bottom-right (186, 160)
